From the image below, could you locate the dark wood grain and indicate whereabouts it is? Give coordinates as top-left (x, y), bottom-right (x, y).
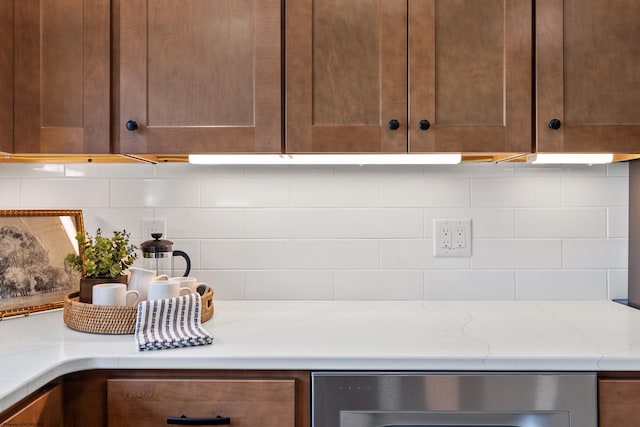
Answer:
top-left (108, 378), bottom-right (295, 427)
top-left (288, 0), bottom-right (531, 154)
top-left (116, 0), bottom-right (281, 154)
top-left (13, 0), bottom-right (110, 154)
top-left (599, 379), bottom-right (640, 427)
top-left (536, 0), bottom-right (640, 153)
top-left (409, 0), bottom-right (532, 153)
top-left (286, 0), bottom-right (407, 153)
top-left (0, 384), bottom-right (63, 425)
top-left (0, 0), bottom-right (13, 153)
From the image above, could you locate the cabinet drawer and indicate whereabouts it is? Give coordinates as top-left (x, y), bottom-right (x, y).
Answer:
top-left (0, 383), bottom-right (62, 425)
top-left (107, 378), bottom-right (295, 427)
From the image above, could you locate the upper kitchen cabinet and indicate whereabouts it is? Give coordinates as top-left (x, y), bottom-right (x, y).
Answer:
top-left (10, 0), bottom-right (111, 154)
top-left (114, 0), bottom-right (282, 155)
top-left (0, 1), bottom-right (12, 153)
top-left (536, 0), bottom-right (640, 153)
top-left (285, 0), bottom-right (532, 154)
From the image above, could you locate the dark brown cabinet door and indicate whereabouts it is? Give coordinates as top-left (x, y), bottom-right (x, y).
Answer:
top-left (599, 379), bottom-right (640, 427)
top-left (409, 0), bottom-right (532, 153)
top-left (107, 379), bottom-right (295, 427)
top-left (0, 0), bottom-right (11, 153)
top-left (536, 0), bottom-right (640, 153)
top-left (115, 0), bottom-right (282, 155)
top-left (286, 0), bottom-right (532, 154)
top-left (0, 384), bottom-right (63, 426)
top-left (286, 0), bottom-right (408, 153)
top-left (12, 0), bottom-right (110, 154)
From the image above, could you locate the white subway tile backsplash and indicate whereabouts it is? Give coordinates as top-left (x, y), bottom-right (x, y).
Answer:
top-left (0, 180), bottom-right (21, 207)
top-left (201, 178), bottom-right (289, 207)
top-left (380, 240), bottom-right (470, 269)
top-left (424, 163), bottom-right (516, 178)
top-left (65, 163), bottom-right (155, 178)
top-left (425, 270), bottom-right (515, 300)
top-left (2, 162), bottom-right (629, 301)
top-left (515, 164), bottom-right (607, 177)
top-left (333, 165), bottom-right (425, 178)
top-left (472, 240), bottom-right (562, 269)
top-left (155, 164), bottom-right (244, 178)
top-left (0, 164), bottom-right (64, 177)
top-left (424, 208), bottom-right (514, 238)
top-left (608, 269), bottom-right (628, 300)
top-left (194, 270), bottom-right (245, 300)
top-left (244, 209), bottom-right (332, 238)
top-left (607, 162), bottom-right (629, 177)
top-left (333, 270), bottom-right (424, 300)
top-left (21, 179), bottom-right (109, 208)
top-left (110, 179), bottom-right (200, 207)
top-left (288, 240), bottom-right (379, 269)
top-left (245, 270), bottom-right (334, 299)
top-left (562, 177), bottom-right (628, 207)
top-left (380, 178), bottom-right (470, 207)
top-left (472, 177), bottom-right (562, 207)
top-left (291, 179), bottom-right (379, 207)
top-left (563, 239), bottom-right (627, 269)
top-left (201, 240), bottom-right (289, 269)
top-left (516, 270), bottom-right (607, 300)
top-left (82, 208), bottom-right (154, 239)
top-left (515, 208), bottom-right (606, 238)
top-left (334, 209), bottom-right (423, 238)
top-left (241, 165), bottom-right (332, 178)
top-left (607, 207), bottom-right (629, 238)
top-left (158, 208), bottom-right (244, 239)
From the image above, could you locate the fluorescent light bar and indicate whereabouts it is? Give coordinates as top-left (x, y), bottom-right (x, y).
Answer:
top-left (189, 153), bottom-right (462, 165)
top-left (527, 153), bottom-right (614, 165)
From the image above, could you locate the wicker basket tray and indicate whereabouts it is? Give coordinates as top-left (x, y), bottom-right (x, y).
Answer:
top-left (63, 287), bottom-right (214, 335)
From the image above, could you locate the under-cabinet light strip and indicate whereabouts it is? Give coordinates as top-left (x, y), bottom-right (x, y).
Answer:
top-left (527, 153), bottom-right (614, 164)
top-left (189, 154), bottom-right (462, 165)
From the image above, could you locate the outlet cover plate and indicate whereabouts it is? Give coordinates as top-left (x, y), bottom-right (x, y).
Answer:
top-left (434, 219), bottom-right (472, 257)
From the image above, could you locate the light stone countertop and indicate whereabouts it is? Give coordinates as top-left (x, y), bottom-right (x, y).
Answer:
top-left (2, 299), bottom-right (640, 412)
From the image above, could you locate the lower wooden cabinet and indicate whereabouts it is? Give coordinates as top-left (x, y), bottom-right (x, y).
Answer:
top-left (107, 378), bottom-right (295, 427)
top-left (62, 369), bottom-right (310, 427)
top-left (0, 383), bottom-right (63, 426)
top-left (599, 377), bottom-right (640, 427)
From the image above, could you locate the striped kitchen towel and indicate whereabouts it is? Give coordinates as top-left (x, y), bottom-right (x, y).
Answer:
top-left (134, 292), bottom-right (213, 351)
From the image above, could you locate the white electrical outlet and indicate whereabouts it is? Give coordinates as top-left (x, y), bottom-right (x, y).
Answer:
top-left (434, 219), bottom-right (472, 257)
top-left (141, 217), bottom-right (167, 239)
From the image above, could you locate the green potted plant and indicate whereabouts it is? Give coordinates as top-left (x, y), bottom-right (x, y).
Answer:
top-left (66, 228), bottom-right (137, 303)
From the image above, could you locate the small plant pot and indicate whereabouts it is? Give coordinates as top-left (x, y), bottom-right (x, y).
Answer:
top-left (79, 275), bottom-right (128, 304)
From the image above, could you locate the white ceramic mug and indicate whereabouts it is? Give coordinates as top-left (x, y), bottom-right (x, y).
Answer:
top-left (92, 283), bottom-right (140, 306)
top-left (169, 277), bottom-right (206, 294)
top-left (147, 280), bottom-right (193, 300)
top-left (128, 267), bottom-right (169, 301)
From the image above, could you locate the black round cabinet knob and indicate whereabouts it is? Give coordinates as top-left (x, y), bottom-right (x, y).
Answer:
top-left (548, 118), bottom-right (562, 130)
top-left (125, 120), bottom-right (138, 131)
top-left (418, 119), bottom-right (431, 131)
top-left (388, 119), bottom-right (400, 131)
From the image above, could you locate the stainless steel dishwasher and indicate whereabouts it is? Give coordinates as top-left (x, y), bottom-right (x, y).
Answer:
top-left (312, 372), bottom-right (596, 427)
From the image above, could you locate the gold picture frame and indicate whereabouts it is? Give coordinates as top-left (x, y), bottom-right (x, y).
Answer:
top-left (0, 210), bottom-right (84, 319)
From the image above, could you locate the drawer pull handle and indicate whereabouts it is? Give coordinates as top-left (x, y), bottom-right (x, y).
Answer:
top-left (167, 415), bottom-right (231, 425)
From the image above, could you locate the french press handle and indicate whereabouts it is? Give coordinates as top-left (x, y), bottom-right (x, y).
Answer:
top-left (172, 250), bottom-right (191, 277)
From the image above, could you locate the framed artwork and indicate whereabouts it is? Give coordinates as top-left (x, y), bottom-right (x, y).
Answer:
top-left (0, 210), bottom-right (84, 318)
